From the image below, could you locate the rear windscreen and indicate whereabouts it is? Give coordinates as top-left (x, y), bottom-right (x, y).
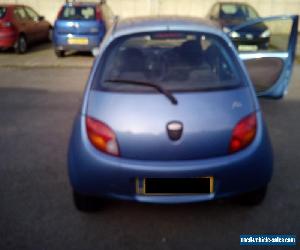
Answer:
top-left (0, 7), bottom-right (6, 19)
top-left (59, 6), bottom-right (96, 20)
top-left (94, 32), bottom-right (243, 92)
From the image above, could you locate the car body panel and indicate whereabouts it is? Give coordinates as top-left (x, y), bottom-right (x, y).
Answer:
top-left (0, 6), bottom-right (18, 48)
top-left (87, 88), bottom-right (255, 161)
top-left (23, 6), bottom-right (50, 42)
top-left (0, 7), bottom-right (17, 47)
top-left (54, 20), bottom-right (105, 51)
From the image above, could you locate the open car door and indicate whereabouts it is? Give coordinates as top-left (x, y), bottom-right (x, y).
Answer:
top-left (229, 15), bottom-right (298, 98)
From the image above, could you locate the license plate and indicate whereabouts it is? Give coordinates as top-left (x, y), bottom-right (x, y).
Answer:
top-left (238, 45), bottom-right (258, 52)
top-left (136, 177), bottom-right (214, 195)
top-left (68, 37), bottom-right (89, 45)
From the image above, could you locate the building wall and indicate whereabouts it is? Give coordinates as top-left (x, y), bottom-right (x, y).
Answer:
top-left (2, 0), bottom-right (300, 26)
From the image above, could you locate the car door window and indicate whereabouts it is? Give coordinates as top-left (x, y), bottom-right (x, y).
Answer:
top-left (14, 7), bottom-right (28, 21)
top-left (25, 7), bottom-right (39, 22)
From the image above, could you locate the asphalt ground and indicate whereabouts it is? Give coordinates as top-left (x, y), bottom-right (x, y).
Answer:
top-left (0, 43), bottom-right (94, 68)
top-left (0, 44), bottom-right (299, 250)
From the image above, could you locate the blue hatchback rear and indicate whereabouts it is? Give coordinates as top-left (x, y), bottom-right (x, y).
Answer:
top-left (53, 1), bottom-right (113, 57)
top-left (67, 15), bottom-right (298, 212)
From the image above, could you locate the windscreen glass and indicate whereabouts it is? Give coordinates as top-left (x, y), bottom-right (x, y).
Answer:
top-left (220, 4), bottom-right (259, 19)
top-left (95, 32), bottom-right (243, 92)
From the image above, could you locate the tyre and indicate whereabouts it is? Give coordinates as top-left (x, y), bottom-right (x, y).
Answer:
top-left (236, 186), bottom-right (268, 206)
top-left (73, 191), bottom-right (104, 212)
top-left (55, 49), bottom-right (65, 58)
top-left (15, 35), bottom-right (27, 54)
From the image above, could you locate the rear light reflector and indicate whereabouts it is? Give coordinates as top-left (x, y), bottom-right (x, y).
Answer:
top-left (86, 116), bottom-right (119, 156)
top-left (96, 7), bottom-right (103, 20)
top-left (229, 113), bottom-right (257, 153)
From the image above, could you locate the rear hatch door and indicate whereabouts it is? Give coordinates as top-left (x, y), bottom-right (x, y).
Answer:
top-left (87, 88), bottom-right (255, 161)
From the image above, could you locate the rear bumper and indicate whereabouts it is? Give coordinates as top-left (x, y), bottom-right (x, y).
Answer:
top-left (232, 37), bottom-right (270, 48)
top-left (0, 31), bottom-right (17, 48)
top-left (68, 112), bottom-right (273, 204)
top-left (53, 32), bottom-right (104, 51)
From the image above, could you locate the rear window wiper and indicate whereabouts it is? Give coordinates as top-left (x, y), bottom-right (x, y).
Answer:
top-left (104, 79), bottom-right (178, 105)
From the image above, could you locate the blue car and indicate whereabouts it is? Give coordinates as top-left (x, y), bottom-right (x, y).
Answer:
top-left (68, 15), bottom-right (298, 211)
top-left (207, 2), bottom-right (270, 50)
top-left (53, 1), bottom-right (113, 57)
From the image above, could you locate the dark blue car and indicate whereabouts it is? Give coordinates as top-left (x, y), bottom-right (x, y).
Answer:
top-left (68, 15), bottom-right (298, 212)
top-left (53, 1), bottom-right (113, 57)
top-left (208, 2), bottom-right (270, 51)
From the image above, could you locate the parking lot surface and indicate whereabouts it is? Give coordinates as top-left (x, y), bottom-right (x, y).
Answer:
top-left (0, 43), bottom-right (94, 68)
top-left (0, 38), bottom-right (299, 68)
top-left (0, 49), bottom-right (299, 250)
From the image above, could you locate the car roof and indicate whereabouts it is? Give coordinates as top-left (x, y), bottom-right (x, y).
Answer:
top-left (114, 16), bottom-right (220, 34)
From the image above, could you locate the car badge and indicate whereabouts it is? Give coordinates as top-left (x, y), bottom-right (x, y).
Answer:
top-left (246, 33), bottom-right (253, 39)
top-left (167, 121), bottom-right (183, 141)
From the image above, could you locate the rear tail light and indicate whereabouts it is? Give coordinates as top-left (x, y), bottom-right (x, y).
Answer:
top-left (229, 113), bottom-right (257, 154)
top-left (86, 116), bottom-right (119, 156)
top-left (96, 7), bottom-right (103, 20)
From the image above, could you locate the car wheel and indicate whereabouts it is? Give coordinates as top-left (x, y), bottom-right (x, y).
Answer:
top-left (55, 49), bottom-right (65, 58)
top-left (73, 191), bottom-right (104, 212)
top-left (15, 35), bottom-right (27, 54)
top-left (236, 186), bottom-right (268, 206)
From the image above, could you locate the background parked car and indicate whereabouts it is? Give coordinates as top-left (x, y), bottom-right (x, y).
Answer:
top-left (53, 1), bottom-right (114, 57)
top-left (207, 2), bottom-right (270, 51)
top-left (0, 4), bottom-right (52, 54)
